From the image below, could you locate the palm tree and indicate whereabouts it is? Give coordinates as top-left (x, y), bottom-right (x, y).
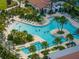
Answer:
top-left (0, 16), bottom-right (6, 33)
top-left (55, 16), bottom-right (68, 34)
top-left (63, 2), bottom-right (73, 13)
top-left (66, 33), bottom-right (74, 43)
top-left (8, 29), bottom-right (31, 45)
top-left (0, 23), bottom-right (5, 33)
top-left (54, 37), bottom-right (62, 46)
top-left (67, 0), bottom-right (77, 6)
top-left (29, 53), bottom-right (40, 59)
top-left (41, 41), bottom-right (48, 49)
top-left (41, 50), bottom-right (49, 56)
top-left (29, 45), bottom-right (36, 53)
top-left (59, 16), bottom-right (68, 31)
top-left (0, 44), bottom-right (18, 59)
top-left (74, 6), bottom-right (79, 15)
top-left (26, 34), bottom-right (34, 42)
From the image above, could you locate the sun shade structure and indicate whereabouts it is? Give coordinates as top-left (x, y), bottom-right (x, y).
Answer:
top-left (27, 0), bottom-right (50, 9)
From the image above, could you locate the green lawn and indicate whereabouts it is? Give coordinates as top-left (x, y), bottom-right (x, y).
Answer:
top-left (0, 0), bottom-right (7, 10)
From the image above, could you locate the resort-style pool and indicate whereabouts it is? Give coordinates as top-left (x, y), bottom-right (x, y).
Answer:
top-left (13, 17), bottom-right (79, 54)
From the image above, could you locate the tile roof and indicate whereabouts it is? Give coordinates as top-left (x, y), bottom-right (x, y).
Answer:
top-left (27, 0), bottom-right (50, 9)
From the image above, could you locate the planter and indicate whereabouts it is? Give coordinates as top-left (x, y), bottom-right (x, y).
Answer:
top-left (50, 29), bottom-right (69, 37)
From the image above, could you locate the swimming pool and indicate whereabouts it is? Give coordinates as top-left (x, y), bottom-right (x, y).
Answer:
top-left (21, 47), bottom-right (29, 54)
top-left (13, 17), bottom-right (79, 54)
top-left (21, 42), bottom-right (43, 54)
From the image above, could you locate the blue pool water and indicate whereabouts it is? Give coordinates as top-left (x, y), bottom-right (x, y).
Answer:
top-left (21, 47), bottom-right (29, 54)
top-left (13, 17), bottom-right (79, 54)
top-left (21, 42), bottom-right (42, 54)
top-left (33, 42), bottom-right (42, 50)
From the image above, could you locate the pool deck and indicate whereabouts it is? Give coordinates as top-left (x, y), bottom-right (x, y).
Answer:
top-left (13, 15), bottom-right (50, 26)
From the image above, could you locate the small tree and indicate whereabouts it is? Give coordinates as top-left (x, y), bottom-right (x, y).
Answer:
top-left (66, 34), bottom-right (74, 43)
top-left (41, 42), bottom-right (48, 49)
top-left (29, 45), bottom-right (36, 53)
top-left (54, 37), bottom-right (62, 46)
top-left (28, 53), bottom-right (40, 59)
top-left (26, 34), bottom-right (34, 42)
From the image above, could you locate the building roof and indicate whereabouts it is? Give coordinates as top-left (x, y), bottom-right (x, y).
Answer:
top-left (48, 45), bottom-right (79, 59)
top-left (27, 0), bottom-right (50, 9)
top-left (58, 52), bottom-right (79, 59)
